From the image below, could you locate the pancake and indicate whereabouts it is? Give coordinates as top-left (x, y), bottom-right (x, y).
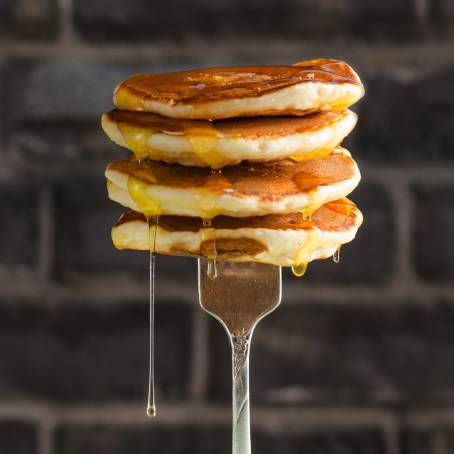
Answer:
top-left (111, 198), bottom-right (363, 267)
top-left (105, 148), bottom-right (361, 219)
top-left (101, 109), bottom-right (357, 168)
top-left (113, 59), bottom-right (364, 120)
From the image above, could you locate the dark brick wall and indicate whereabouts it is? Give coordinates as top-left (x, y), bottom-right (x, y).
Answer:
top-left (0, 1), bottom-right (453, 454)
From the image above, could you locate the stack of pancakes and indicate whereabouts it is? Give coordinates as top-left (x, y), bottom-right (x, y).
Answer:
top-left (102, 58), bottom-right (364, 276)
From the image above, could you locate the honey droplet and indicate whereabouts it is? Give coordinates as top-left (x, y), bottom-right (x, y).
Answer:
top-left (118, 122), bottom-right (157, 161)
top-left (188, 122), bottom-right (226, 169)
top-left (333, 246), bottom-right (341, 264)
top-left (201, 219), bottom-right (218, 279)
top-left (292, 262), bottom-right (308, 277)
top-left (207, 259), bottom-right (218, 279)
top-left (292, 229), bottom-right (320, 278)
top-left (147, 405), bottom-right (156, 418)
top-left (127, 176), bottom-right (161, 217)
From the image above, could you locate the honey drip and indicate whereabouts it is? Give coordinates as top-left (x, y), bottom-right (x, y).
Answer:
top-left (202, 219), bottom-right (218, 279)
top-left (292, 229), bottom-right (320, 277)
top-left (147, 215), bottom-right (159, 418)
top-left (126, 176), bottom-right (161, 418)
top-left (188, 122), bottom-right (226, 169)
top-left (290, 147), bottom-right (333, 163)
top-left (333, 246), bottom-right (341, 264)
top-left (292, 262), bottom-right (308, 277)
top-left (118, 121), bottom-right (169, 163)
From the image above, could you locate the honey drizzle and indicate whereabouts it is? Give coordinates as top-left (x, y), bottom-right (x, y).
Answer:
top-left (147, 214), bottom-right (159, 418)
top-left (291, 228), bottom-right (320, 277)
top-left (289, 147), bottom-right (333, 163)
top-left (187, 122), bottom-right (226, 169)
top-left (333, 246), bottom-right (341, 264)
top-left (202, 219), bottom-right (218, 279)
top-left (126, 176), bottom-right (161, 417)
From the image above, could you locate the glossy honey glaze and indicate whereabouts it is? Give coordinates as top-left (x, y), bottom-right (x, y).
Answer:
top-left (115, 59), bottom-right (362, 108)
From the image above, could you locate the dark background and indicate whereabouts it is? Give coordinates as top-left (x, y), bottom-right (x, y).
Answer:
top-left (1, 0), bottom-right (454, 453)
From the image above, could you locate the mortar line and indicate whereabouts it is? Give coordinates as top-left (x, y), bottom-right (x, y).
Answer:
top-left (1, 40), bottom-right (454, 68)
top-left (38, 416), bottom-right (56, 454)
top-left (0, 401), bottom-right (400, 428)
top-left (57, 0), bottom-right (78, 45)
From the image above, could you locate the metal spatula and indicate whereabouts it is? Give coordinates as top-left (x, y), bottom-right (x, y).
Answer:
top-left (198, 259), bottom-right (282, 454)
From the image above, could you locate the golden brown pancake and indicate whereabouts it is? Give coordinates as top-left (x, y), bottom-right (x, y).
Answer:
top-left (105, 148), bottom-right (361, 218)
top-left (111, 198), bottom-right (363, 267)
top-left (114, 59), bottom-right (364, 120)
top-left (101, 108), bottom-right (357, 168)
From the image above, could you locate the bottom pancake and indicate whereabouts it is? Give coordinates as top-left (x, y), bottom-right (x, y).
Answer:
top-left (111, 198), bottom-right (362, 268)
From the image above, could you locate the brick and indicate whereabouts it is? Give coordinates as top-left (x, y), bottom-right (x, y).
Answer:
top-left (350, 0), bottom-right (418, 40)
top-left (56, 424), bottom-right (231, 454)
top-left (413, 184), bottom-right (454, 282)
top-left (0, 184), bottom-right (38, 267)
top-left (55, 176), bottom-right (195, 278)
top-left (73, 0), bottom-right (418, 42)
top-left (431, 0), bottom-right (454, 37)
top-left (400, 426), bottom-right (454, 454)
top-left (0, 302), bottom-right (192, 400)
top-left (255, 427), bottom-right (388, 454)
top-left (356, 70), bottom-right (454, 163)
top-left (0, 0), bottom-right (58, 41)
top-left (0, 421), bottom-right (38, 454)
top-left (283, 181), bottom-right (395, 284)
top-left (208, 301), bottom-right (454, 405)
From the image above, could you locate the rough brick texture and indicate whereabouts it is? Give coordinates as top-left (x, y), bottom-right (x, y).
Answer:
top-left (73, 0), bottom-right (418, 42)
top-left (0, 184), bottom-right (38, 267)
top-left (0, 0), bottom-right (58, 41)
top-left (0, 302), bottom-right (192, 400)
top-left (413, 184), bottom-right (454, 282)
top-left (209, 301), bottom-right (454, 405)
top-left (0, 422), bottom-right (37, 454)
top-left (400, 426), bottom-right (454, 454)
top-left (356, 70), bottom-right (454, 163)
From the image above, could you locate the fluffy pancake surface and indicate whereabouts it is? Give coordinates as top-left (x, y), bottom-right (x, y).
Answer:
top-left (105, 148), bottom-right (360, 218)
top-left (114, 59), bottom-right (364, 120)
top-left (111, 198), bottom-right (363, 266)
top-left (102, 108), bottom-right (357, 168)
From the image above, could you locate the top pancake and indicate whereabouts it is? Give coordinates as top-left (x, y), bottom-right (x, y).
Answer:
top-left (114, 59), bottom-right (364, 120)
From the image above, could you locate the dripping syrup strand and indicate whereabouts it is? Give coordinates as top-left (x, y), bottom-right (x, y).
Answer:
top-left (333, 246), bottom-right (341, 264)
top-left (203, 218), bottom-right (218, 279)
top-left (147, 215), bottom-right (159, 417)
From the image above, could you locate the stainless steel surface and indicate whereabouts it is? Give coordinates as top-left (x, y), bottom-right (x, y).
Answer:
top-left (198, 260), bottom-right (282, 454)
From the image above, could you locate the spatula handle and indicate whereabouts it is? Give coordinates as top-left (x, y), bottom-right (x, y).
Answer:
top-left (231, 331), bottom-right (252, 454)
